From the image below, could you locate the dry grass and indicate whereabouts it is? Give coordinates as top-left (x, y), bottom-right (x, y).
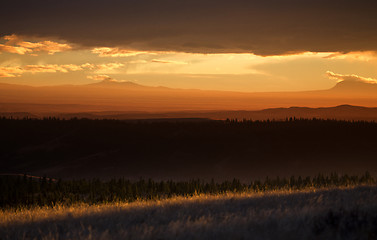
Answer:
top-left (1, 186), bottom-right (377, 240)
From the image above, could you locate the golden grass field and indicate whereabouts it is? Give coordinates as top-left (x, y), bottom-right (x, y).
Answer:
top-left (2, 185), bottom-right (377, 240)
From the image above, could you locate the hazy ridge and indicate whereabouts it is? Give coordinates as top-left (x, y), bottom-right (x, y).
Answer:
top-left (2, 104), bottom-right (377, 121)
top-left (0, 80), bottom-right (377, 115)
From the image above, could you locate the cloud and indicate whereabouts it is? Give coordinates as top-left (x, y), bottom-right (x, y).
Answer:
top-left (0, 64), bottom-right (84, 76)
top-left (0, 73), bottom-right (16, 77)
top-left (0, 62), bottom-right (124, 77)
top-left (23, 64), bottom-right (85, 73)
top-left (87, 75), bottom-right (112, 81)
top-left (23, 65), bottom-right (67, 73)
top-left (0, 35), bottom-right (71, 55)
top-left (92, 47), bottom-right (153, 57)
top-left (29, 41), bottom-right (71, 55)
top-left (324, 51), bottom-right (377, 62)
top-left (326, 71), bottom-right (377, 84)
top-left (0, 67), bottom-right (23, 77)
top-left (151, 59), bottom-right (188, 65)
top-left (96, 63), bottom-right (124, 70)
top-left (0, 44), bottom-right (32, 55)
top-left (81, 63), bottom-right (96, 69)
top-left (2, 0), bottom-right (377, 56)
top-left (87, 75), bottom-right (130, 83)
top-left (62, 64), bottom-right (85, 71)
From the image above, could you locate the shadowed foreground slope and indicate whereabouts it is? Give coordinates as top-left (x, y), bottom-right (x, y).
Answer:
top-left (1, 186), bottom-right (377, 240)
top-left (2, 118), bottom-right (377, 180)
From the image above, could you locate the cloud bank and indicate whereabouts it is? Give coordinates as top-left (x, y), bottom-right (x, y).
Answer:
top-left (0, 63), bottom-right (124, 77)
top-left (0, 35), bottom-right (71, 55)
top-left (0, 64), bottom-right (85, 77)
top-left (92, 48), bottom-right (152, 57)
top-left (87, 75), bottom-right (113, 81)
top-left (326, 71), bottom-right (377, 84)
top-left (151, 59), bottom-right (188, 65)
top-left (2, 0), bottom-right (377, 56)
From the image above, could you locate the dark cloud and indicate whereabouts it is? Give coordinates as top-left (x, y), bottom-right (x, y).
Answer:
top-left (2, 0), bottom-right (377, 55)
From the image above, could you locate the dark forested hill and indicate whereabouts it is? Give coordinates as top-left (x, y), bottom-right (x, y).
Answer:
top-left (1, 118), bottom-right (377, 180)
top-left (3, 105), bottom-right (377, 121)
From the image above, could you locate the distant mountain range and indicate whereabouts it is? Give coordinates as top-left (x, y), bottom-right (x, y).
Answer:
top-left (88, 79), bottom-right (147, 88)
top-left (329, 80), bottom-right (377, 95)
top-left (2, 104), bottom-right (377, 121)
top-left (0, 80), bottom-right (376, 119)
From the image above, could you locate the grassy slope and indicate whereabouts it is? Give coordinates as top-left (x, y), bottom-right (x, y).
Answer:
top-left (1, 186), bottom-right (377, 240)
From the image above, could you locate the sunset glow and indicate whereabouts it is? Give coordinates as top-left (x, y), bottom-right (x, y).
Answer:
top-left (1, 34), bottom-right (377, 92)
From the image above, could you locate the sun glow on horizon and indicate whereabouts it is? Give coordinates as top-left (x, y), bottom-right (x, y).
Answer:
top-left (1, 35), bottom-right (377, 92)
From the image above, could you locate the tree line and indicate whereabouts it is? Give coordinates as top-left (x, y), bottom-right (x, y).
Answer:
top-left (0, 172), bottom-right (374, 209)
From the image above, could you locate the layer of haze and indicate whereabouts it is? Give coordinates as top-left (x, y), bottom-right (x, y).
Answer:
top-left (1, 78), bottom-right (377, 113)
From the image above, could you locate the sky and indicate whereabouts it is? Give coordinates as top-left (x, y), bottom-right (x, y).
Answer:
top-left (1, 0), bottom-right (377, 92)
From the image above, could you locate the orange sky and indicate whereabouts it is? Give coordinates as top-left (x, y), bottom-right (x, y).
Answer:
top-left (1, 35), bottom-right (377, 92)
top-left (2, 0), bottom-right (377, 93)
